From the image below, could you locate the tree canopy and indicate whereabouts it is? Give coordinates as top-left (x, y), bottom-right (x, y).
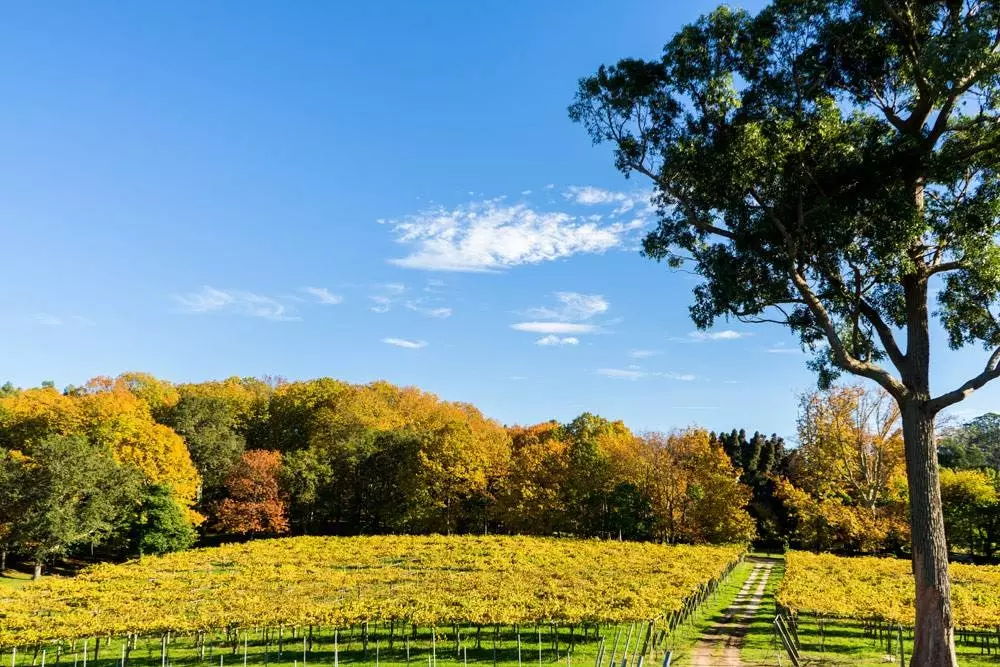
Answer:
top-left (570, 2), bottom-right (1000, 662)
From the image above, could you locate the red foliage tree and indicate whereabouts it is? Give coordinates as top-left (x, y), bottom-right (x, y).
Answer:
top-left (214, 449), bottom-right (289, 535)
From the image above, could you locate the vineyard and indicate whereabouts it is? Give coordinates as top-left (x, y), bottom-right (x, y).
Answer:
top-left (0, 535), bottom-right (744, 659)
top-left (777, 551), bottom-right (1000, 629)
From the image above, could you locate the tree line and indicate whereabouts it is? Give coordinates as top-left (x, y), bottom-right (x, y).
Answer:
top-left (716, 386), bottom-right (1000, 560)
top-left (1, 374), bottom-right (997, 579)
top-left (0, 373), bottom-right (755, 577)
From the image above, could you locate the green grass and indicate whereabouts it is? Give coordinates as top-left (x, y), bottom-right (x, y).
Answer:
top-left (0, 568), bottom-right (32, 591)
top-left (0, 625), bottom-right (629, 667)
top-left (739, 555), bottom-right (1000, 666)
top-left (661, 561), bottom-right (755, 665)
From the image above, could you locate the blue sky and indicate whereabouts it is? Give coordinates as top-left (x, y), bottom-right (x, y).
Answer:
top-left (2, 0), bottom-right (998, 440)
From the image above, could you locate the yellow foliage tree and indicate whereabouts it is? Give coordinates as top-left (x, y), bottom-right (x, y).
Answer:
top-left (0, 377), bottom-right (202, 524)
top-left (779, 385), bottom-right (909, 552)
top-left (640, 428), bottom-right (756, 544)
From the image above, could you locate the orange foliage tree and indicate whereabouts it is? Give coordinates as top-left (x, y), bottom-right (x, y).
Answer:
top-left (214, 449), bottom-right (289, 535)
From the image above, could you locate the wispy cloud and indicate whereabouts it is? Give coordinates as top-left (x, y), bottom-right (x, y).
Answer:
top-left (526, 292), bottom-right (608, 321)
top-left (29, 313), bottom-right (96, 327)
top-left (597, 368), bottom-right (646, 380)
top-left (688, 330), bottom-right (748, 341)
top-left (629, 349), bottom-right (660, 359)
top-left (31, 313), bottom-right (65, 326)
top-left (369, 283), bottom-right (408, 313)
top-left (536, 335), bottom-right (579, 346)
top-left (511, 322), bottom-right (598, 334)
top-left (563, 186), bottom-right (651, 214)
top-left (405, 299), bottom-right (453, 319)
top-left (301, 286), bottom-right (343, 305)
top-left (173, 287), bottom-right (297, 321)
top-left (381, 337), bottom-right (427, 349)
top-left (513, 292), bottom-right (610, 339)
top-left (767, 342), bottom-right (803, 355)
top-left (383, 199), bottom-right (645, 272)
top-left (596, 368), bottom-right (697, 381)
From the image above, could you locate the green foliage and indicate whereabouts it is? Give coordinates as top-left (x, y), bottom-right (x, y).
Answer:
top-left (163, 393), bottom-right (246, 503)
top-left (0, 434), bottom-right (141, 569)
top-left (712, 429), bottom-right (790, 545)
top-left (130, 484), bottom-right (197, 556)
top-left (570, 0), bottom-right (1000, 406)
top-left (939, 413), bottom-right (1000, 471)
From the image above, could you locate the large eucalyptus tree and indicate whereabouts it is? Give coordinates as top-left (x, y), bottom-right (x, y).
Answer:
top-left (570, 2), bottom-right (1000, 664)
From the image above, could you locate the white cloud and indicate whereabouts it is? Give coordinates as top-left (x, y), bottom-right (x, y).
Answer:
top-left (597, 368), bottom-right (647, 380)
top-left (564, 186), bottom-right (651, 215)
top-left (405, 300), bottom-right (453, 318)
top-left (173, 287), bottom-right (296, 321)
top-left (31, 313), bottom-right (65, 326)
top-left (369, 283), bottom-right (408, 313)
top-left (301, 286), bottom-right (343, 305)
top-left (688, 330), bottom-right (748, 341)
top-left (521, 190), bottom-right (532, 195)
top-left (511, 322), bottom-right (598, 334)
top-left (629, 349), bottom-right (660, 359)
top-left (596, 368), bottom-right (696, 381)
top-left (768, 343), bottom-right (803, 355)
top-left (536, 335), bottom-right (579, 346)
top-left (384, 200), bottom-right (644, 272)
top-left (508, 375), bottom-right (528, 381)
top-left (370, 295), bottom-right (392, 313)
top-left (527, 292), bottom-right (608, 321)
top-left (382, 337), bottom-right (427, 349)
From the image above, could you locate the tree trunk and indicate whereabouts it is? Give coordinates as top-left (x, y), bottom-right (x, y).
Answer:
top-left (1, 549), bottom-right (6, 571)
top-left (33, 561), bottom-right (42, 580)
top-left (901, 401), bottom-right (958, 667)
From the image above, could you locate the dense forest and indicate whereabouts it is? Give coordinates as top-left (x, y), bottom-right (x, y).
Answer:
top-left (0, 374), bottom-right (997, 577)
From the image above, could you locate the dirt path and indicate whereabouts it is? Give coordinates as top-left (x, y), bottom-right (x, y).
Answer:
top-left (688, 560), bottom-right (773, 667)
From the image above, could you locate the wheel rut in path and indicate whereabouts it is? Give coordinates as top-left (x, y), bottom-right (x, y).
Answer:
top-left (687, 559), bottom-right (773, 667)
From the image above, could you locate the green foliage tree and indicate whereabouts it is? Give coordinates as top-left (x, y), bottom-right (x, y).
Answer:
top-left (164, 393), bottom-right (246, 506)
top-left (713, 429), bottom-right (790, 545)
top-left (571, 2), bottom-right (1000, 662)
top-left (938, 413), bottom-right (1000, 471)
top-left (1, 434), bottom-right (141, 578)
top-left (130, 484), bottom-right (197, 556)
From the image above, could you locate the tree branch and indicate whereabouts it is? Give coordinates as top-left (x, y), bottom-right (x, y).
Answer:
top-left (628, 161), bottom-right (736, 240)
top-left (927, 346), bottom-right (1000, 412)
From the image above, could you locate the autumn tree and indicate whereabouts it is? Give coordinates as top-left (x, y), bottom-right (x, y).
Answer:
top-left (497, 422), bottom-right (571, 535)
top-left (78, 376), bottom-right (202, 518)
top-left (640, 429), bottom-right (755, 544)
top-left (571, 2), bottom-right (1000, 660)
top-left (215, 449), bottom-right (290, 535)
top-left (779, 386), bottom-right (909, 553)
top-left (0, 378), bottom-right (203, 520)
top-left (939, 468), bottom-right (999, 559)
